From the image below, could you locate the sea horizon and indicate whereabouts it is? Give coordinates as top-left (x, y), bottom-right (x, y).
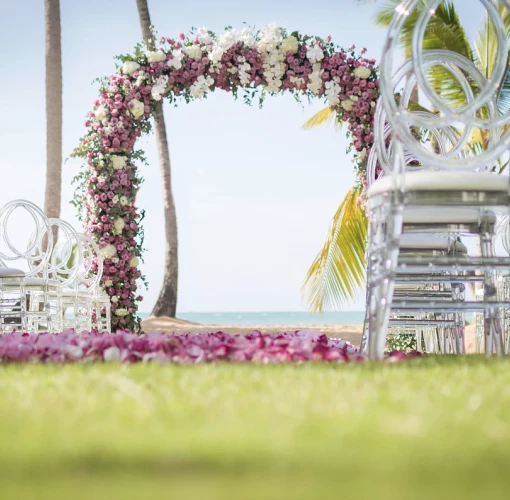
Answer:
top-left (138, 311), bottom-right (367, 325)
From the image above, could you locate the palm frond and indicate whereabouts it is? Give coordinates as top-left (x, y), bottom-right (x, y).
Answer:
top-left (472, 5), bottom-right (510, 113)
top-left (302, 106), bottom-right (339, 130)
top-left (302, 189), bottom-right (368, 313)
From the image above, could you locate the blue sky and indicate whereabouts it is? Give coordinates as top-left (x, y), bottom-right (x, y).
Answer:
top-left (0, 0), bottom-right (484, 313)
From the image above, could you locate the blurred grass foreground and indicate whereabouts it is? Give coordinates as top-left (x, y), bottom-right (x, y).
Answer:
top-left (2, 357), bottom-right (510, 499)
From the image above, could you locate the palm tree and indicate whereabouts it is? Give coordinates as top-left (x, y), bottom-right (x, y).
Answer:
top-left (303, 0), bottom-right (510, 312)
top-left (44, 0), bottom-right (62, 240)
top-left (135, 0), bottom-right (178, 318)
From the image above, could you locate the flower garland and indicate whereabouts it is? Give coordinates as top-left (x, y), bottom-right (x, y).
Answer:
top-left (72, 24), bottom-right (379, 332)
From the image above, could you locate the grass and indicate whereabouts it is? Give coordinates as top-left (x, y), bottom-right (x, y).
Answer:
top-left (2, 357), bottom-right (510, 499)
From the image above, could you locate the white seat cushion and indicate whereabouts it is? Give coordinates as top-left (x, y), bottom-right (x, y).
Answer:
top-left (399, 234), bottom-right (467, 253)
top-left (403, 207), bottom-right (497, 224)
top-left (0, 267), bottom-right (25, 278)
top-left (368, 171), bottom-right (509, 198)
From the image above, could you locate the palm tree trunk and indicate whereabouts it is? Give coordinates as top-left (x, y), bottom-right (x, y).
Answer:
top-left (135, 0), bottom-right (178, 317)
top-left (44, 0), bottom-right (62, 241)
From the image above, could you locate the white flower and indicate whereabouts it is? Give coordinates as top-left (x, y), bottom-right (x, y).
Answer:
top-left (114, 308), bottom-right (129, 317)
top-left (135, 70), bottom-right (146, 86)
top-left (190, 75), bottom-right (214, 99)
top-left (110, 155), bottom-right (127, 170)
top-left (113, 217), bottom-right (125, 235)
top-left (146, 49), bottom-right (166, 63)
top-left (101, 244), bottom-right (117, 259)
top-left (151, 75), bottom-right (168, 101)
top-left (306, 44), bottom-right (324, 63)
top-left (111, 257), bottom-right (119, 264)
top-left (111, 296), bottom-right (119, 303)
top-left (281, 36), bottom-right (299, 53)
top-left (129, 99), bottom-right (145, 119)
top-left (324, 81), bottom-right (342, 106)
top-left (197, 27), bottom-right (212, 45)
top-left (167, 49), bottom-right (184, 70)
top-left (341, 99), bottom-right (354, 111)
top-left (209, 46), bottom-right (224, 63)
top-left (112, 195), bottom-right (119, 204)
top-left (259, 23), bottom-right (281, 49)
top-left (353, 66), bottom-right (372, 79)
top-left (185, 44), bottom-right (203, 60)
top-left (103, 346), bottom-right (121, 361)
top-left (129, 257), bottom-right (140, 268)
top-left (358, 148), bottom-right (368, 161)
top-left (122, 61), bottom-right (140, 75)
top-left (94, 105), bottom-right (109, 121)
top-left (307, 64), bottom-right (324, 94)
top-left (105, 280), bottom-right (113, 287)
top-left (120, 196), bottom-right (129, 206)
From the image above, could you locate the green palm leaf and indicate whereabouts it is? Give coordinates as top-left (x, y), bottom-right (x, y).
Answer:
top-left (302, 189), bottom-right (368, 313)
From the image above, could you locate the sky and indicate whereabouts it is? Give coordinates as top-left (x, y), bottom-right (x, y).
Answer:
top-left (0, 0), bottom-right (487, 313)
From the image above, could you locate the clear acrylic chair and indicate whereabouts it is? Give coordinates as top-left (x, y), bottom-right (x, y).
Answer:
top-left (366, 0), bottom-right (510, 358)
top-left (0, 200), bottom-right (54, 333)
top-left (62, 234), bottom-right (111, 333)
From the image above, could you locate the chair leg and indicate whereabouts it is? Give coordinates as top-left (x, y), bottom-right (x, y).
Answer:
top-left (481, 234), bottom-right (504, 356)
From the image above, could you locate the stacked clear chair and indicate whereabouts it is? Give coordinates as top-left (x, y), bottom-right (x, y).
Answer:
top-left (0, 199), bottom-right (111, 334)
top-left (365, 0), bottom-right (510, 358)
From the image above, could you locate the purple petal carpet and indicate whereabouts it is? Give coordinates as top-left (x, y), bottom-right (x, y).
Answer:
top-left (0, 330), bottom-right (421, 364)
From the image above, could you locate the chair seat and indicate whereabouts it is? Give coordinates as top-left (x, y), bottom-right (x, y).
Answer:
top-left (2, 277), bottom-right (61, 287)
top-left (0, 267), bottom-right (25, 278)
top-left (399, 234), bottom-right (467, 253)
top-left (62, 289), bottom-right (93, 299)
top-left (403, 207), bottom-right (497, 224)
top-left (24, 278), bottom-right (61, 287)
top-left (368, 171), bottom-right (509, 198)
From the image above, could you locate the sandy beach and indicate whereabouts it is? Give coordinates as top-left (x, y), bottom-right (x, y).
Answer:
top-left (141, 316), bottom-right (477, 353)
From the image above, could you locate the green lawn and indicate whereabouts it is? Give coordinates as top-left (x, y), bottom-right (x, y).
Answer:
top-left (2, 357), bottom-right (510, 499)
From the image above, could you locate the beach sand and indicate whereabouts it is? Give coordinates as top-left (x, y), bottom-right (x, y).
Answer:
top-left (141, 316), bottom-right (477, 353)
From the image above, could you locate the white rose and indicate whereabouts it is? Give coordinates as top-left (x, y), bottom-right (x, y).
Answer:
top-left (110, 155), bottom-right (127, 170)
top-left (358, 148), bottom-right (367, 161)
top-left (120, 196), bottom-right (129, 206)
top-left (112, 195), bottom-right (119, 204)
top-left (146, 49), bottom-right (166, 63)
top-left (111, 296), bottom-right (119, 303)
top-left (101, 244), bottom-right (117, 259)
top-left (111, 257), bottom-right (119, 264)
top-left (122, 61), bottom-right (140, 75)
top-left (113, 217), bottom-right (125, 235)
top-left (185, 45), bottom-right (203, 60)
top-left (105, 280), bottom-right (113, 287)
top-left (281, 36), bottom-right (299, 53)
top-left (129, 99), bottom-right (145, 119)
top-left (114, 308), bottom-right (129, 317)
top-left (129, 257), bottom-right (140, 268)
top-left (95, 105), bottom-right (109, 121)
top-left (341, 99), bottom-right (354, 111)
top-left (353, 66), bottom-right (372, 79)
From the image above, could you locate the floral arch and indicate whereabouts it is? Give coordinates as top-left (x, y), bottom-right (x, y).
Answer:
top-left (72, 24), bottom-right (379, 332)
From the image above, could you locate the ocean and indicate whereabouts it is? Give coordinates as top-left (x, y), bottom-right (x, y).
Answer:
top-left (138, 311), bottom-right (366, 325)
